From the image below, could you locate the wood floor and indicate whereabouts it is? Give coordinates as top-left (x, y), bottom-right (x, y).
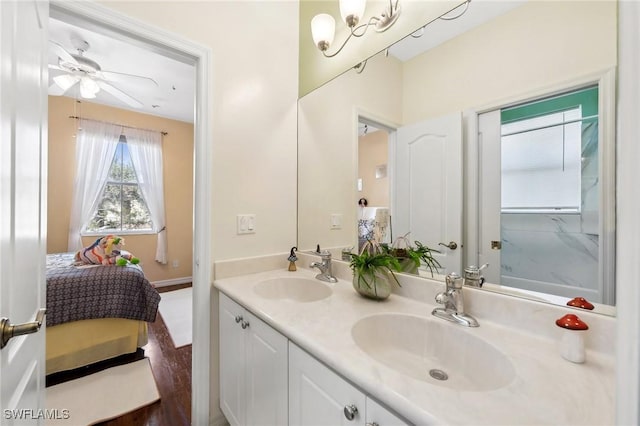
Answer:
top-left (97, 284), bottom-right (192, 426)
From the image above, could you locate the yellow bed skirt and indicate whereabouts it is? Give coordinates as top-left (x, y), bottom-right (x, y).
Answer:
top-left (46, 318), bottom-right (148, 375)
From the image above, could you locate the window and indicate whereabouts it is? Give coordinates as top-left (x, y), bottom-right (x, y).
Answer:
top-left (84, 136), bottom-right (153, 233)
top-left (500, 86), bottom-right (598, 213)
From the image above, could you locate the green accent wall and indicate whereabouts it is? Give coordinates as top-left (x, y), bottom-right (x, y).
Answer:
top-left (501, 86), bottom-right (598, 124)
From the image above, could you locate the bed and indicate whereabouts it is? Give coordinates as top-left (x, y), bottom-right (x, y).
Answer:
top-left (45, 253), bottom-right (160, 375)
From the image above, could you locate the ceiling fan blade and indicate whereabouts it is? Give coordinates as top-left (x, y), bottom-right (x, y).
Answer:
top-left (100, 70), bottom-right (158, 88)
top-left (97, 81), bottom-right (143, 108)
top-left (48, 64), bottom-right (66, 72)
top-left (49, 40), bottom-right (79, 65)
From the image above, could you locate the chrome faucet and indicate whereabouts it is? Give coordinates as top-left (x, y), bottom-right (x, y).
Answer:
top-left (309, 250), bottom-right (338, 283)
top-left (463, 263), bottom-right (489, 288)
top-left (432, 272), bottom-right (479, 327)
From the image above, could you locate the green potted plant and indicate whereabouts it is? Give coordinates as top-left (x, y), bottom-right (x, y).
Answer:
top-left (381, 234), bottom-right (442, 276)
top-left (349, 240), bottom-right (401, 301)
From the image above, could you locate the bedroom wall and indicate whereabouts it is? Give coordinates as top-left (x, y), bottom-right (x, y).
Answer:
top-left (47, 96), bottom-right (194, 283)
top-left (358, 130), bottom-right (389, 208)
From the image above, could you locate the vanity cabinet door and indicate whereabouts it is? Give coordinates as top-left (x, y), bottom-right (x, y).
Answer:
top-left (244, 310), bottom-right (288, 426)
top-left (219, 293), bottom-right (288, 426)
top-left (219, 293), bottom-right (246, 426)
top-left (289, 342), bottom-right (366, 426)
top-left (365, 397), bottom-right (409, 426)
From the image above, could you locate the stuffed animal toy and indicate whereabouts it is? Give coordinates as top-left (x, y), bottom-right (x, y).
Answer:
top-left (75, 235), bottom-right (140, 266)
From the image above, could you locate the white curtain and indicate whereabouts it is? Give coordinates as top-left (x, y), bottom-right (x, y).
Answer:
top-left (68, 120), bottom-right (122, 251)
top-left (126, 128), bottom-right (168, 264)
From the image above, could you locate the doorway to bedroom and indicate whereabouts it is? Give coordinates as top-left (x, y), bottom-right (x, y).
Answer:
top-left (45, 5), bottom-right (198, 424)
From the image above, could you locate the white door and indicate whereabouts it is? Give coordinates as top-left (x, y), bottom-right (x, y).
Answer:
top-left (477, 110), bottom-right (502, 284)
top-left (289, 342), bottom-right (366, 426)
top-left (0, 0), bottom-right (49, 424)
top-left (394, 113), bottom-right (463, 275)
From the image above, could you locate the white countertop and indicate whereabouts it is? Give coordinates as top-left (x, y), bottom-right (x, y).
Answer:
top-left (214, 267), bottom-right (615, 425)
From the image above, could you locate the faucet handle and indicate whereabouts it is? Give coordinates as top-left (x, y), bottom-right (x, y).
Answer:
top-left (445, 272), bottom-right (462, 289)
top-left (435, 292), bottom-right (448, 305)
top-left (316, 250), bottom-right (332, 259)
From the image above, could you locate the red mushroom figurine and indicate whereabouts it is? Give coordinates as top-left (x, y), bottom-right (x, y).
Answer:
top-left (567, 297), bottom-right (595, 310)
top-left (556, 314), bottom-right (588, 363)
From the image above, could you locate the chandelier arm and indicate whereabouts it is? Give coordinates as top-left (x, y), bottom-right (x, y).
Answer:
top-left (439, 0), bottom-right (471, 21)
top-left (321, 18), bottom-right (378, 58)
top-left (352, 17), bottom-right (381, 38)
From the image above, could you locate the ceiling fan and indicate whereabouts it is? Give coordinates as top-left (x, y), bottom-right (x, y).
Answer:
top-left (48, 37), bottom-right (158, 108)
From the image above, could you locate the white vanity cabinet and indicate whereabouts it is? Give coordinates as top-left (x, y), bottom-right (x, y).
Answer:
top-left (365, 397), bottom-right (408, 426)
top-left (219, 293), bottom-right (288, 426)
top-left (289, 342), bottom-right (408, 426)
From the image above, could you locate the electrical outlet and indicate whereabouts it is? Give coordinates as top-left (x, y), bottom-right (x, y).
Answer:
top-left (237, 214), bottom-right (256, 234)
top-left (172, 259), bottom-right (179, 268)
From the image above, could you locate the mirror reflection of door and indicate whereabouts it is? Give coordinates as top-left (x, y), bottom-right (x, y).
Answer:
top-left (357, 121), bottom-right (391, 251)
top-left (394, 113), bottom-right (463, 276)
top-left (479, 86), bottom-right (612, 304)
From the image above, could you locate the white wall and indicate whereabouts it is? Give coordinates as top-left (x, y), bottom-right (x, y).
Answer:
top-left (298, 52), bottom-right (402, 251)
top-left (402, 1), bottom-right (617, 124)
top-left (97, 1), bottom-right (299, 423)
top-left (616, 1), bottom-right (640, 423)
top-left (99, 1), bottom-right (299, 262)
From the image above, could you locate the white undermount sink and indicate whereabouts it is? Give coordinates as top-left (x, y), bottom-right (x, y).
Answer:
top-left (253, 277), bottom-right (333, 302)
top-left (351, 313), bottom-right (516, 391)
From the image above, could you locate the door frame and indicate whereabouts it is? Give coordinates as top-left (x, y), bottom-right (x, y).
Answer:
top-left (49, 2), bottom-right (213, 423)
top-left (354, 108), bottom-right (399, 249)
top-left (464, 68), bottom-right (616, 304)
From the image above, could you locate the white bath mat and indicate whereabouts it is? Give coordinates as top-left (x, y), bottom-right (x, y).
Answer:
top-left (158, 287), bottom-right (192, 348)
top-left (46, 358), bottom-right (160, 425)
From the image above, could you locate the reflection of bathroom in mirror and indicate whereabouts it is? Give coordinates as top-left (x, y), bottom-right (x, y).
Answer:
top-left (297, 0), bottom-right (617, 312)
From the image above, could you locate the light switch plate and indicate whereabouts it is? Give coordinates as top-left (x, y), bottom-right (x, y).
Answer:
top-left (330, 213), bottom-right (342, 230)
top-left (237, 214), bottom-right (256, 234)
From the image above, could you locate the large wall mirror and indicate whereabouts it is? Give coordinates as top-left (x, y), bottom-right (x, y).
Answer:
top-left (297, 0), bottom-right (618, 314)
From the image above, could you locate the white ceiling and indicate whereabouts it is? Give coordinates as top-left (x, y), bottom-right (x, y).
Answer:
top-left (48, 17), bottom-right (196, 123)
top-left (388, 0), bottom-right (528, 62)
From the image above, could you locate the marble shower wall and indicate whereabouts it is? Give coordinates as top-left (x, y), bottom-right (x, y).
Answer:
top-left (501, 122), bottom-right (601, 302)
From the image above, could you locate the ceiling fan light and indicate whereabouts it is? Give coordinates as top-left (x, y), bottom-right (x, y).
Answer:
top-left (53, 74), bottom-right (78, 91)
top-left (80, 77), bottom-right (100, 99)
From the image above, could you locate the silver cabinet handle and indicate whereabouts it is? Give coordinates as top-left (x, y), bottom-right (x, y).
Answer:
top-left (343, 404), bottom-right (358, 421)
top-left (1, 308), bottom-right (46, 349)
top-left (235, 315), bottom-right (243, 323)
top-left (366, 423), bottom-right (380, 426)
top-left (438, 241), bottom-right (458, 250)
top-left (241, 320), bottom-right (250, 329)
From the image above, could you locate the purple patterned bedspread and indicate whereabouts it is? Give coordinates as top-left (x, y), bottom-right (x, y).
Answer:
top-left (46, 253), bottom-right (160, 327)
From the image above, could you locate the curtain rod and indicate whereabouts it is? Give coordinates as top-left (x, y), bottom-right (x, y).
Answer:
top-left (68, 116), bottom-right (168, 136)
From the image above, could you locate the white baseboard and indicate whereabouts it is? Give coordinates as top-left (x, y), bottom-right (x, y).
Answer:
top-left (151, 276), bottom-right (192, 288)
